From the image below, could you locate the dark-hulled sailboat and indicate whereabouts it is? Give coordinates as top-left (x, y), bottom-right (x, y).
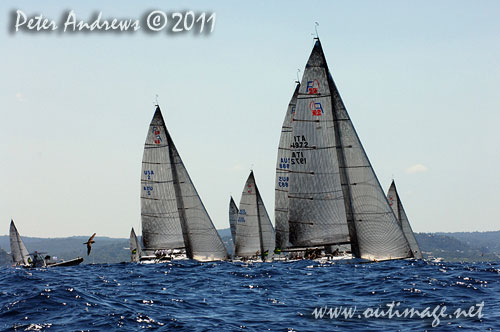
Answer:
top-left (275, 39), bottom-right (413, 261)
top-left (387, 180), bottom-right (423, 259)
top-left (9, 220), bottom-right (31, 267)
top-left (9, 220), bottom-right (83, 267)
top-left (234, 171), bottom-right (275, 261)
top-left (140, 105), bottom-right (228, 262)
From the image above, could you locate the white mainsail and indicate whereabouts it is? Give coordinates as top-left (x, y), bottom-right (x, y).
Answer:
top-left (288, 41), bottom-right (350, 248)
top-left (129, 227), bottom-right (143, 262)
top-left (275, 83), bottom-right (300, 250)
top-left (141, 105), bottom-right (228, 261)
top-left (9, 220), bottom-right (30, 266)
top-left (235, 171), bottom-right (275, 259)
top-left (387, 181), bottom-right (423, 259)
top-left (141, 107), bottom-right (184, 251)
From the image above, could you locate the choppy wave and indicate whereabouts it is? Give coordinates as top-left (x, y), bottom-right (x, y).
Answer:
top-left (0, 260), bottom-right (499, 331)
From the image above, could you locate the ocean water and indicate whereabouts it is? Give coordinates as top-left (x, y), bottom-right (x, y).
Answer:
top-left (0, 260), bottom-right (498, 331)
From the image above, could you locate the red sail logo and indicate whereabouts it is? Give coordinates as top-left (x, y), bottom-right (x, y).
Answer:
top-left (152, 126), bottom-right (162, 145)
top-left (310, 101), bottom-right (324, 116)
top-left (306, 80), bottom-right (319, 94)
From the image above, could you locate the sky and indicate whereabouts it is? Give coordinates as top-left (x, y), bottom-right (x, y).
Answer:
top-left (1, 1), bottom-right (499, 238)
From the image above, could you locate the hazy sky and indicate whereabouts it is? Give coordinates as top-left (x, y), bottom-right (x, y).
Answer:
top-left (1, 1), bottom-right (499, 238)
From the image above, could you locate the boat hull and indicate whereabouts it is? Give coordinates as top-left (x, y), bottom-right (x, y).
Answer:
top-left (47, 257), bottom-right (84, 267)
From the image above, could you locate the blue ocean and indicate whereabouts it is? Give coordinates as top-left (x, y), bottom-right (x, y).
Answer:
top-left (0, 260), bottom-right (498, 331)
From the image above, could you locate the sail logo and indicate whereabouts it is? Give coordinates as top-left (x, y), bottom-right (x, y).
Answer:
top-left (290, 106), bottom-right (296, 120)
top-left (152, 126), bottom-right (161, 135)
top-left (152, 126), bottom-right (162, 144)
top-left (247, 184), bottom-right (252, 194)
top-left (306, 80), bottom-right (319, 94)
top-left (310, 101), bottom-right (324, 116)
top-left (388, 195), bottom-right (394, 206)
top-left (144, 170), bottom-right (154, 180)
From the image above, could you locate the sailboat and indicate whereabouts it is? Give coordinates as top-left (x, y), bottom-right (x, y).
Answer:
top-left (129, 227), bottom-right (143, 262)
top-left (387, 180), bottom-right (423, 259)
top-left (234, 171), bottom-right (275, 262)
top-left (9, 220), bottom-right (31, 267)
top-left (9, 220), bottom-right (83, 267)
top-left (140, 104), bottom-right (228, 262)
top-left (275, 38), bottom-right (413, 261)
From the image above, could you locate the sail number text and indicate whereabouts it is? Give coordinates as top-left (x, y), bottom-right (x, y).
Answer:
top-left (291, 151), bottom-right (307, 165)
top-left (278, 176), bottom-right (289, 188)
top-left (143, 185), bottom-right (153, 196)
top-left (144, 170), bottom-right (155, 180)
top-left (290, 135), bottom-right (310, 149)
